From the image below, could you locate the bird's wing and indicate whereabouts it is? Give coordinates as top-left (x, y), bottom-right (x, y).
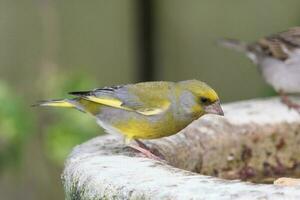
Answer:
top-left (69, 82), bottom-right (172, 116)
top-left (277, 27), bottom-right (300, 46)
top-left (256, 27), bottom-right (300, 60)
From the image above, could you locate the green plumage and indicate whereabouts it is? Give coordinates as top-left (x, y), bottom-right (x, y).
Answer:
top-left (36, 80), bottom-right (223, 140)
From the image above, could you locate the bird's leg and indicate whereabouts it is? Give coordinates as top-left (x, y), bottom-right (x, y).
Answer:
top-left (127, 139), bottom-right (163, 161)
top-left (135, 139), bottom-right (151, 150)
top-left (279, 90), bottom-right (300, 113)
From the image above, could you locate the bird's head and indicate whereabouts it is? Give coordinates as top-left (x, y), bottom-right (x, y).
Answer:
top-left (178, 80), bottom-right (224, 117)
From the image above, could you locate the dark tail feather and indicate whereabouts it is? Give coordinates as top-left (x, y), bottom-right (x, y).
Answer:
top-left (69, 90), bottom-right (93, 96)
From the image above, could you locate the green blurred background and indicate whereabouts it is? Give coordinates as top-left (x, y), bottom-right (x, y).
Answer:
top-left (0, 0), bottom-right (299, 199)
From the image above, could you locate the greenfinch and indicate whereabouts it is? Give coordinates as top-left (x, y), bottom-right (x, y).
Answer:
top-left (220, 27), bottom-right (300, 111)
top-left (36, 80), bottom-right (223, 159)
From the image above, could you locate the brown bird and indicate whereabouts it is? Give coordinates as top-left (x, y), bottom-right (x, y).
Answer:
top-left (220, 27), bottom-right (300, 111)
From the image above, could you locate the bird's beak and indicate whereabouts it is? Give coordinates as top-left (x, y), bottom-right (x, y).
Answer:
top-left (204, 100), bottom-right (224, 116)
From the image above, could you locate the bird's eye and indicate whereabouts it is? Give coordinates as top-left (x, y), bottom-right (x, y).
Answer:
top-left (200, 97), bottom-right (210, 104)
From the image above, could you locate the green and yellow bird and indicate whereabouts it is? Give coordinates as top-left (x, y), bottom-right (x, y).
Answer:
top-left (36, 80), bottom-right (223, 159)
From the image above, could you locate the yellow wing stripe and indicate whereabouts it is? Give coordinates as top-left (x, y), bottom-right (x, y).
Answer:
top-left (85, 96), bottom-right (170, 116)
top-left (39, 100), bottom-right (74, 108)
top-left (136, 108), bottom-right (165, 116)
top-left (85, 96), bottom-right (131, 110)
top-left (136, 101), bottom-right (170, 116)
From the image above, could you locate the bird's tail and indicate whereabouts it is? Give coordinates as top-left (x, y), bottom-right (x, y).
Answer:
top-left (32, 99), bottom-right (75, 108)
top-left (218, 38), bottom-right (249, 53)
top-left (32, 98), bottom-right (102, 114)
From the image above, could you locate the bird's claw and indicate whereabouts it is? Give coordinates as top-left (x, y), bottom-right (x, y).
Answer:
top-left (280, 93), bottom-right (300, 114)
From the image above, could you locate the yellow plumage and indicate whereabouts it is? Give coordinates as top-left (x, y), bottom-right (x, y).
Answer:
top-left (36, 80), bottom-right (223, 141)
top-left (38, 100), bottom-right (74, 108)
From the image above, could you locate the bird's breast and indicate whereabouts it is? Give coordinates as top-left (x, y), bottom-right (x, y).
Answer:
top-left (96, 105), bottom-right (194, 139)
top-left (112, 111), bottom-right (193, 139)
top-left (260, 58), bottom-right (300, 93)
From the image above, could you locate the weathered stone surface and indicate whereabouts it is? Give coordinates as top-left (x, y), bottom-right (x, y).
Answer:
top-left (62, 97), bottom-right (300, 200)
top-left (274, 178), bottom-right (300, 186)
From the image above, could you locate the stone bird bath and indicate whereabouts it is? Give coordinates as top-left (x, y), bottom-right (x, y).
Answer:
top-left (62, 98), bottom-right (300, 199)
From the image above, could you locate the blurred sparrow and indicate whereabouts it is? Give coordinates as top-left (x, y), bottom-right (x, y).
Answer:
top-left (220, 27), bottom-right (300, 112)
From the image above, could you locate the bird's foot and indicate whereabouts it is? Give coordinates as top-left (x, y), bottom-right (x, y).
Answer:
top-left (128, 144), bottom-right (163, 161)
top-left (280, 92), bottom-right (300, 113)
top-left (128, 140), bottom-right (165, 161)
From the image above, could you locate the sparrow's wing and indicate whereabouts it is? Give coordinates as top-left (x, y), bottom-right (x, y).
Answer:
top-left (69, 82), bottom-right (172, 116)
top-left (256, 27), bottom-right (300, 60)
top-left (277, 27), bottom-right (300, 46)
